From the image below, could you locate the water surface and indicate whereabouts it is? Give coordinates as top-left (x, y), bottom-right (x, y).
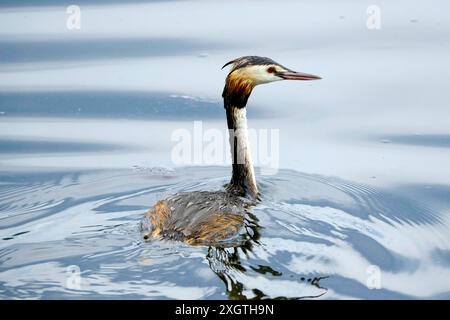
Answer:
top-left (1, 167), bottom-right (449, 299)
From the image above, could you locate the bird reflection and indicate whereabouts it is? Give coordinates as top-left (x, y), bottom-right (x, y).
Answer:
top-left (205, 213), bottom-right (329, 300)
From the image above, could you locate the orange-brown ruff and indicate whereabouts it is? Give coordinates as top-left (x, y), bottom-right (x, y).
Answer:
top-left (141, 56), bottom-right (320, 245)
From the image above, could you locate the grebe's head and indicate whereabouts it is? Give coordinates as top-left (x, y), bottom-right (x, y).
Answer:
top-left (222, 56), bottom-right (321, 85)
top-left (222, 56), bottom-right (320, 107)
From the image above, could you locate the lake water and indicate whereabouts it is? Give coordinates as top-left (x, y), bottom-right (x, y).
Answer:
top-left (1, 0), bottom-right (450, 299)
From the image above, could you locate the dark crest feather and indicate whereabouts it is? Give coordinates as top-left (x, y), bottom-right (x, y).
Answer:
top-left (221, 56), bottom-right (284, 72)
top-left (221, 59), bottom-right (236, 70)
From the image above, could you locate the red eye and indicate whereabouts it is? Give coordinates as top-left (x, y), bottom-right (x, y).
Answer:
top-left (266, 67), bottom-right (276, 73)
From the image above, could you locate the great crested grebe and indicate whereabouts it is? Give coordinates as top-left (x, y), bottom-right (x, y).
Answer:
top-left (141, 56), bottom-right (320, 245)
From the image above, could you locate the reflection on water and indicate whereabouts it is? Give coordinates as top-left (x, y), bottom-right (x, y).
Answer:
top-left (1, 167), bottom-right (449, 299)
top-left (0, 138), bottom-right (127, 154)
top-left (205, 220), bottom-right (330, 300)
top-left (0, 91), bottom-right (224, 119)
top-left (0, 38), bottom-right (219, 64)
top-left (377, 134), bottom-right (450, 149)
top-left (0, 0), bottom-right (170, 8)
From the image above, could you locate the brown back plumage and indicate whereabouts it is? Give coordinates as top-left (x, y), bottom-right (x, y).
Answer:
top-left (142, 191), bottom-right (251, 246)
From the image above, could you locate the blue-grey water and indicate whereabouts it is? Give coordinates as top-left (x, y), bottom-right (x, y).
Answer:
top-left (1, 0), bottom-right (450, 299)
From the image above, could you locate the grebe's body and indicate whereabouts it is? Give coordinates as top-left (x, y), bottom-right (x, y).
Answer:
top-left (141, 56), bottom-right (320, 245)
top-left (141, 191), bottom-right (251, 245)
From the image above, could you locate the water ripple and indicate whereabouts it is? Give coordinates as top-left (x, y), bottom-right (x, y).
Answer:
top-left (0, 167), bottom-right (449, 299)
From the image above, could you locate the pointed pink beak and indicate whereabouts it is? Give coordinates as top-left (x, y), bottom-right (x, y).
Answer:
top-left (277, 70), bottom-right (321, 81)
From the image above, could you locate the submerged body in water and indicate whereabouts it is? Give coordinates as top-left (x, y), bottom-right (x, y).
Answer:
top-left (141, 56), bottom-right (320, 244)
top-left (141, 191), bottom-right (252, 245)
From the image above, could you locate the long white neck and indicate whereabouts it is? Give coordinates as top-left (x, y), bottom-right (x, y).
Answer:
top-left (226, 105), bottom-right (258, 199)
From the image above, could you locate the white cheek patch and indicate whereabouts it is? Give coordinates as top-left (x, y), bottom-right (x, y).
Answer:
top-left (244, 65), bottom-right (282, 84)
